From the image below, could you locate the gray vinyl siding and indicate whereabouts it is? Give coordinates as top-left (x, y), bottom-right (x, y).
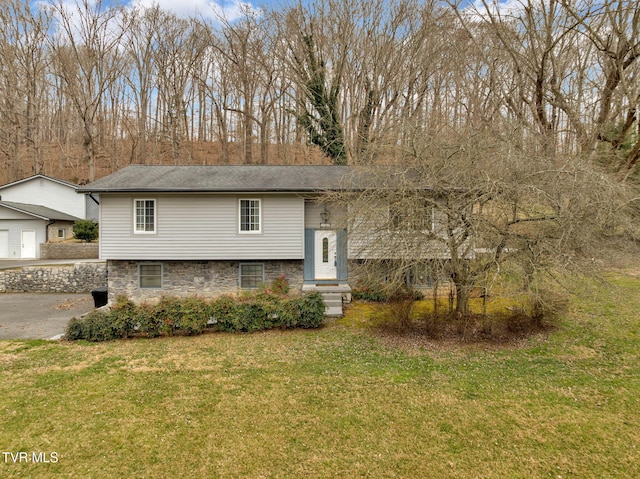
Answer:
top-left (100, 194), bottom-right (305, 260)
top-left (347, 206), bottom-right (474, 260)
top-left (304, 199), bottom-right (347, 230)
top-left (85, 194), bottom-right (100, 222)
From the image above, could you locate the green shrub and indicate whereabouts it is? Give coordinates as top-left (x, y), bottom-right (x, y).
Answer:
top-left (211, 296), bottom-right (240, 332)
top-left (280, 297), bottom-right (302, 328)
top-left (72, 220), bottom-right (99, 242)
top-left (352, 286), bottom-right (389, 302)
top-left (210, 292), bottom-right (324, 332)
top-left (235, 302), bottom-right (266, 332)
top-left (353, 286), bottom-right (424, 303)
top-left (296, 292), bottom-right (326, 328)
top-left (134, 303), bottom-right (163, 338)
top-left (222, 294), bottom-right (280, 332)
top-left (65, 317), bottom-right (85, 340)
top-left (109, 296), bottom-right (137, 338)
top-left (178, 296), bottom-right (211, 335)
top-left (79, 310), bottom-right (118, 341)
top-left (152, 296), bottom-right (184, 336)
top-left (253, 293), bottom-right (281, 330)
top-left (66, 291), bottom-right (326, 341)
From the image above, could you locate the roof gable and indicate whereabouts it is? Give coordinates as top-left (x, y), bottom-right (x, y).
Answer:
top-left (0, 174), bottom-right (79, 192)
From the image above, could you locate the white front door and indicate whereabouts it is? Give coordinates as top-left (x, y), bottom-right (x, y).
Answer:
top-left (0, 230), bottom-right (9, 258)
top-left (314, 230), bottom-right (337, 280)
top-left (21, 230), bottom-right (36, 259)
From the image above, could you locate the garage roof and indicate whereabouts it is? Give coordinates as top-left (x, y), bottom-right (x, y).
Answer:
top-left (0, 201), bottom-right (82, 221)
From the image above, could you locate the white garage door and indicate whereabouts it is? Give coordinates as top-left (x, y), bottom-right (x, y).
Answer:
top-left (0, 230), bottom-right (8, 258)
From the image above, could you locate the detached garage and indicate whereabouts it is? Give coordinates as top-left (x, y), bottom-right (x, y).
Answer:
top-left (0, 202), bottom-right (80, 259)
top-left (0, 229), bottom-right (8, 258)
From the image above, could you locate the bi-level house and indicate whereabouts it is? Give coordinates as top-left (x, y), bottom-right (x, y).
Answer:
top-left (77, 165), bottom-right (355, 308)
top-left (78, 164), bottom-right (472, 314)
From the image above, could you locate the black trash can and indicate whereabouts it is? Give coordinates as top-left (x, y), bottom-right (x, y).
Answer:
top-left (91, 288), bottom-right (108, 308)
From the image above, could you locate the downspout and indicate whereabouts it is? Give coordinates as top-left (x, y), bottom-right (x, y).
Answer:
top-left (46, 220), bottom-right (56, 243)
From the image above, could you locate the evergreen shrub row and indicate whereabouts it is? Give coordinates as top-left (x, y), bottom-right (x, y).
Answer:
top-left (66, 292), bottom-right (326, 341)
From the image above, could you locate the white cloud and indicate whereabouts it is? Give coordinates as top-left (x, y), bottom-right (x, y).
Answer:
top-left (129, 0), bottom-right (260, 22)
top-left (467, 0), bottom-right (525, 20)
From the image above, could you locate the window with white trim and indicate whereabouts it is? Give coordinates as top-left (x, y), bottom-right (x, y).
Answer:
top-left (239, 199), bottom-right (261, 233)
top-left (57, 228), bottom-right (66, 239)
top-left (134, 199), bottom-right (156, 233)
top-left (390, 200), bottom-right (434, 231)
top-left (239, 263), bottom-right (264, 289)
top-left (139, 264), bottom-right (162, 288)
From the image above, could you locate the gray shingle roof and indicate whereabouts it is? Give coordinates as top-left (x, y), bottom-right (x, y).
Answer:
top-left (76, 165), bottom-right (356, 193)
top-left (0, 201), bottom-right (82, 221)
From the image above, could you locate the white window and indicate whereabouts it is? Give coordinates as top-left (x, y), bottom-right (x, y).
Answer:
top-left (239, 199), bottom-right (261, 233)
top-left (239, 263), bottom-right (264, 289)
top-left (390, 201), bottom-right (434, 231)
top-left (134, 199), bottom-right (156, 234)
top-left (57, 228), bottom-right (66, 239)
top-left (139, 264), bottom-right (162, 288)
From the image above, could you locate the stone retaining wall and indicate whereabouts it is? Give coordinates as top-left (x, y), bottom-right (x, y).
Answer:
top-left (40, 242), bottom-right (99, 260)
top-left (0, 263), bottom-right (107, 293)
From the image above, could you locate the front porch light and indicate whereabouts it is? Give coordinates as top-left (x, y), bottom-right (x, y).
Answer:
top-left (320, 205), bottom-right (330, 223)
top-left (320, 205), bottom-right (332, 228)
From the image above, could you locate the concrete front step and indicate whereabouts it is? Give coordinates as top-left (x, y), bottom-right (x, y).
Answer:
top-left (325, 306), bottom-right (344, 318)
top-left (322, 293), bottom-right (344, 317)
top-left (301, 284), bottom-right (351, 318)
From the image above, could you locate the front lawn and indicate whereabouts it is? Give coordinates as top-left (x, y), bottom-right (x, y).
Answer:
top-left (1, 273), bottom-right (639, 478)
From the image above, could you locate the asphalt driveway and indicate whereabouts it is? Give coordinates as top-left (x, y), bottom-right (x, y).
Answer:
top-left (0, 293), bottom-right (95, 340)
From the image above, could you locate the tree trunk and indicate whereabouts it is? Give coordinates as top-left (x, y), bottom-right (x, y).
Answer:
top-left (455, 282), bottom-right (470, 317)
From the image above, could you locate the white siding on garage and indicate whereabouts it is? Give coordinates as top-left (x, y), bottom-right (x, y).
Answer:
top-left (0, 207), bottom-right (34, 220)
top-left (0, 230), bottom-right (9, 258)
top-left (0, 219), bottom-right (46, 258)
top-left (100, 194), bottom-right (305, 260)
top-left (0, 177), bottom-right (85, 218)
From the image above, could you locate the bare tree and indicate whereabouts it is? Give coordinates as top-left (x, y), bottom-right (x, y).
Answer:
top-left (454, 0), bottom-right (640, 176)
top-left (121, 5), bottom-right (164, 164)
top-left (0, 0), bottom-right (52, 181)
top-left (332, 120), bottom-right (633, 318)
top-left (197, 40), bottom-right (234, 163)
top-left (207, 8), bottom-right (280, 164)
top-left (152, 13), bottom-right (206, 164)
top-left (48, 0), bottom-right (125, 181)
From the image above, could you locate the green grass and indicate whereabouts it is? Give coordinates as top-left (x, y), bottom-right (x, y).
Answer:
top-left (1, 273), bottom-right (639, 478)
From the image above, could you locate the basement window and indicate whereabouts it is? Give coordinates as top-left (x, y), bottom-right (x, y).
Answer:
top-left (239, 263), bottom-right (264, 289)
top-left (139, 263), bottom-right (162, 289)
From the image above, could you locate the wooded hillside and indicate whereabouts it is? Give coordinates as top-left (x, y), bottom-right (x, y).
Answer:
top-left (1, 0), bottom-right (639, 184)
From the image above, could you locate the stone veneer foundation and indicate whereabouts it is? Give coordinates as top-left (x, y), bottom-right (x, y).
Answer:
top-left (107, 259), bottom-right (305, 303)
